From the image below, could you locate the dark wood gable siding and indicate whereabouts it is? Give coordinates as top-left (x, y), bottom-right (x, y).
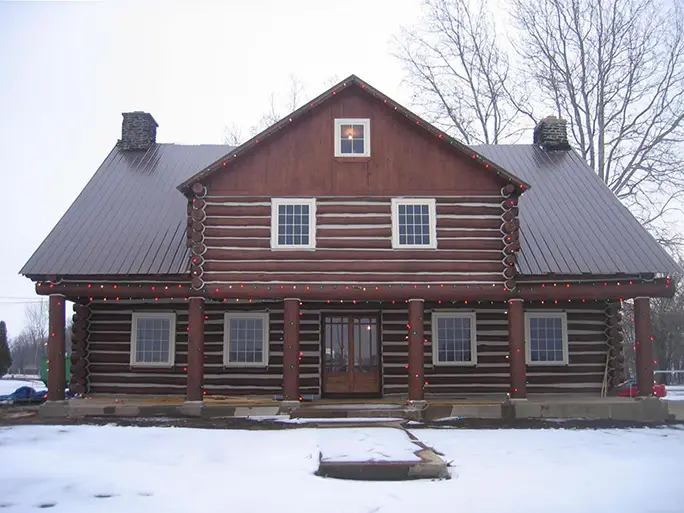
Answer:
top-left (198, 87), bottom-right (510, 289)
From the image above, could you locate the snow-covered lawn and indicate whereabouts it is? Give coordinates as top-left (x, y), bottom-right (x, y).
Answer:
top-left (1, 425), bottom-right (684, 513)
top-left (0, 378), bottom-right (45, 395)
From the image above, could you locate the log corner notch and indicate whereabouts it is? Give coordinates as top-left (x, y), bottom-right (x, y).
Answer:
top-left (69, 302), bottom-right (91, 396)
top-left (188, 182), bottom-right (207, 291)
top-left (634, 297), bottom-right (655, 396)
top-left (603, 301), bottom-right (625, 393)
top-left (500, 184), bottom-right (521, 292)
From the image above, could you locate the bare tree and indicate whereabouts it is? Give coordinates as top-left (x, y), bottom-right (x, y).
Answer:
top-left (511, 0), bottom-right (684, 242)
top-left (394, 0), bottom-right (526, 144)
top-left (24, 300), bottom-right (48, 370)
top-left (223, 75), bottom-right (307, 145)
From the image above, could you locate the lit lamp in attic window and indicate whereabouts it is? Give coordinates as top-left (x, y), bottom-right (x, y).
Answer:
top-left (334, 118), bottom-right (371, 157)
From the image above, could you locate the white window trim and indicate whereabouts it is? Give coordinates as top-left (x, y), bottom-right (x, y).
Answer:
top-left (334, 118), bottom-right (371, 157)
top-left (130, 312), bottom-right (176, 367)
top-left (524, 311), bottom-right (569, 366)
top-left (391, 198), bottom-right (437, 249)
top-left (270, 198), bottom-right (317, 250)
top-left (223, 312), bottom-right (270, 367)
top-left (431, 311), bottom-right (478, 366)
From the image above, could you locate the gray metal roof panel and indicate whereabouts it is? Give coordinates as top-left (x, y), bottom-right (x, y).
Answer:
top-left (472, 145), bottom-right (681, 276)
top-left (20, 144), bottom-right (233, 276)
top-left (22, 142), bottom-right (679, 278)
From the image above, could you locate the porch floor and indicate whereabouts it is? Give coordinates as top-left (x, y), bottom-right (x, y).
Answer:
top-left (36, 393), bottom-right (675, 423)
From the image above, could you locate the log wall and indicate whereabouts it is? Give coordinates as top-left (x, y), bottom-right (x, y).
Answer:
top-left (85, 299), bottom-right (611, 396)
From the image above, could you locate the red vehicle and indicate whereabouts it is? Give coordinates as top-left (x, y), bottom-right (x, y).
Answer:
top-left (614, 380), bottom-right (667, 398)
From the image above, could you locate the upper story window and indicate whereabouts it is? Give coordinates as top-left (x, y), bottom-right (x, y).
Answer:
top-left (334, 118), bottom-right (371, 157)
top-left (130, 312), bottom-right (176, 367)
top-left (432, 312), bottom-right (477, 365)
top-left (391, 198), bottom-right (437, 249)
top-left (224, 312), bottom-right (269, 367)
top-left (525, 312), bottom-right (569, 365)
top-left (271, 198), bottom-right (316, 249)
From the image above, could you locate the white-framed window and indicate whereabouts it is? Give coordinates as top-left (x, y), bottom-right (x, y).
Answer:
top-left (130, 312), bottom-right (176, 367)
top-left (525, 311), bottom-right (569, 365)
top-left (432, 312), bottom-right (477, 365)
top-left (224, 312), bottom-right (270, 367)
top-left (334, 118), bottom-right (371, 157)
top-left (391, 198), bottom-right (437, 249)
top-left (271, 198), bottom-right (316, 249)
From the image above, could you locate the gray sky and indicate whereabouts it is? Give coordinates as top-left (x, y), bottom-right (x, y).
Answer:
top-left (0, 0), bottom-right (423, 335)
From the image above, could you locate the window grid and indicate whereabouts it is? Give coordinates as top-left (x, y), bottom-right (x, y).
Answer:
top-left (277, 203), bottom-right (310, 246)
top-left (334, 118), bottom-right (370, 157)
top-left (131, 313), bottom-right (175, 366)
top-left (392, 198), bottom-right (436, 248)
top-left (432, 313), bottom-right (477, 365)
top-left (339, 123), bottom-right (366, 155)
top-left (398, 204), bottom-right (431, 246)
top-left (529, 317), bottom-right (564, 362)
top-left (225, 313), bottom-right (269, 366)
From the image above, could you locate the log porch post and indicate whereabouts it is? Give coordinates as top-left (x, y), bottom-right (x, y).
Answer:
top-left (283, 298), bottom-right (300, 401)
top-left (186, 296), bottom-right (205, 402)
top-left (508, 299), bottom-right (527, 398)
top-left (47, 294), bottom-right (66, 401)
top-left (408, 299), bottom-right (425, 401)
top-left (634, 297), bottom-right (654, 397)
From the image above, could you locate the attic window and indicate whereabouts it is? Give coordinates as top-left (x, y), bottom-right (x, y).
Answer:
top-left (334, 118), bottom-right (370, 157)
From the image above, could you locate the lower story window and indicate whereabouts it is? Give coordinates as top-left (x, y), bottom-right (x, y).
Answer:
top-left (130, 312), bottom-right (176, 366)
top-left (431, 312), bottom-right (477, 365)
top-left (525, 312), bottom-right (568, 364)
top-left (224, 312), bottom-right (269, 366)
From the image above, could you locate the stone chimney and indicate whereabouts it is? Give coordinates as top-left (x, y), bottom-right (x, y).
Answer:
top-left (118, 111), bottom-right (158, 151)
top-left (533, 116), bottom-right (570, 150)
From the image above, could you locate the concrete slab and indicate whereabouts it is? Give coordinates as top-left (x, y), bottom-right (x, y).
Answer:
top-left (449, 404), bottom-right (502, 419)
top-left (667, 402), bottom-right (684, 421)
top-left (233, 406), bottom-right (281, 417)
top-left (38, 401), bottom-right (68, 419)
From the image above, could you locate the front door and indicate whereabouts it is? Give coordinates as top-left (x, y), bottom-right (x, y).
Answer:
top-left (322, 315), bottom-right (381, 395)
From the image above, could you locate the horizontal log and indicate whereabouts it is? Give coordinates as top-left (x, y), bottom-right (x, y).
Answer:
top-left (202, 260), bottom-right (504, 274)
top-left (204, 238), bottom-right (505, 251)
top-left (206, 272), bottom-right (505, 283)
top-left (37, 280), bottom-right (672, 302)
top-left (204, 216), bottom-right (270, 227)
top-left (204, 249), bottom-right (503, 261)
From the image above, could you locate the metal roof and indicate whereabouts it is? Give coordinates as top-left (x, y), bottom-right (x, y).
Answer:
top-left (20, 144), bottom-right (233, 277)
top-left (472, 144), bottom-right (681, 276)
top-left (21, 142), bottom-right (680, 278)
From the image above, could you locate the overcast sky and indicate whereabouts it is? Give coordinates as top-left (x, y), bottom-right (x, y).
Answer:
top-left (0, 0), bottom-right (425, 335)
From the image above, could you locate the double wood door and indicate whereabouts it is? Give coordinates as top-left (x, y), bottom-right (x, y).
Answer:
top-left (322, 315), bottom-right (381, 395)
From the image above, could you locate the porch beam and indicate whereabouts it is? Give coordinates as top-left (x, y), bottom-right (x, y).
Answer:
top-left (36, 278), bottom-right (674, 301)
top-left (283, 298), bottom-right (300, 401)
top-left (634, 297), bottom-right (654, 397)
top-left (408, 299), bottom-right (425, 401)
top-left (507, 299), bottom-right (527, 398)
top-left (47, 294), bottom-right (66, 401)
top-left (186, 297), bottom-right (205, 402)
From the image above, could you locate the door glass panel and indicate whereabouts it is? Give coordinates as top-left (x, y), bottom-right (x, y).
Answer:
top-left (325, 317), bottom-right (349, 372)
top-left (353, 317), bottom-right (377, 371)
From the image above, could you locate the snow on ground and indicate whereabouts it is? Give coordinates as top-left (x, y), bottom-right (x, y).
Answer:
top-left (319, 427), bottom-right (420, 462)
top-left (666, 385), bottom-right (684, 401)
top-left (0, 378), bottom-right (45, 395)
top-left (2, 425), bottom-right (684, 513)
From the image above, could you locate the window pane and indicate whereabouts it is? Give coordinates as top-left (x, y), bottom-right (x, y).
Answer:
top-left (340, 139), bottom-right (352, 154)
top-left (529, 316), bottom-right (564, 362)
top-left (276, 202), bottom-right (312, 246)
top-left (396, 202), bottom-right (432, 246)
top-left (228, 317), bottom-right (266, 364)
top-left (135, 317), bottom-right (172, 364)
top-left (435, 316), bottom-right (472, 363)
top-left (352, 139), bottom-right (364, 154)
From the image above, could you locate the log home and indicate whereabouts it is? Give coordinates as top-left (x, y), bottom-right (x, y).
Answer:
top-left (22, 75), bottom-right (680, 405)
